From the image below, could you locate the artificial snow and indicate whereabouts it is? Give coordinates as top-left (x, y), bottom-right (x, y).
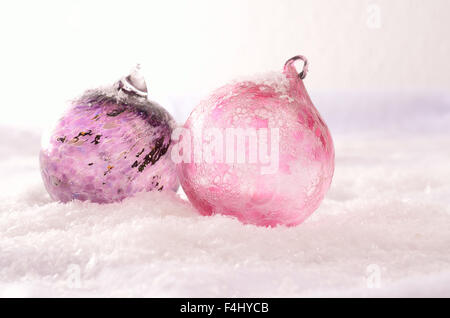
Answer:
top-left (0, 93), bottom-right (449, 297)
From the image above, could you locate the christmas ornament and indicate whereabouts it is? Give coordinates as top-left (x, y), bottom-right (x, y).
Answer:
top-left (40, 66), bottom-right (178, 203)
top-left (176, 55), bottom-right (334, 227)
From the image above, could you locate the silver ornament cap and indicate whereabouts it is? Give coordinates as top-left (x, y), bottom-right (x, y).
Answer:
top-left (118, 64), bottom-right (148, 98)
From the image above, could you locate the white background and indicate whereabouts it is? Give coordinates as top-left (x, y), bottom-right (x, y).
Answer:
top-left (1, 0), bottom-right (449, 129)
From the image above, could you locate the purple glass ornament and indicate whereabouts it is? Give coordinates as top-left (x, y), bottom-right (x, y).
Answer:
top-left (40, 66), bottom-right (178, 203)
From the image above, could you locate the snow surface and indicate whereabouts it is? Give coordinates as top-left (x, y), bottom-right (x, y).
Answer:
top-left (1, 93), bottom-right (450, 297)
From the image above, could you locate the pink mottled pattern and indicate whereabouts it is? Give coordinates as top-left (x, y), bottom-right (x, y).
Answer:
top-left (40, 93), bottom-right (178, 203)
top-left (178, 57), bottom-right (335, 227)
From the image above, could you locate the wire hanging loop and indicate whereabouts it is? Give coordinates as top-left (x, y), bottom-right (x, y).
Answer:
top-left (284, 55), bottom-right (309, 80)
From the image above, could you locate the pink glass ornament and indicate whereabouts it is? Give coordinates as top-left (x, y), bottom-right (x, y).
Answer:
top-left (177, 55), bottom-right (335, 227)
top-left (40, 66), bottom-right (178, 203)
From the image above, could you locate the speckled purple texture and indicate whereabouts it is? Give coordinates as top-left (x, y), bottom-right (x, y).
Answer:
top-left (40, 84), bottom-right (178, 203)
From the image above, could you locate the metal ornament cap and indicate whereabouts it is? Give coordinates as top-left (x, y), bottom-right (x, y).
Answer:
top-left (119, 64), bottom-right (148, 98)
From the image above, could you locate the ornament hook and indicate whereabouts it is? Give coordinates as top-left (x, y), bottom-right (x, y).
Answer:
top-left (119, 64), bottom-right (148, 98)
top-left (284, 55), bottom-right (309, 80)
